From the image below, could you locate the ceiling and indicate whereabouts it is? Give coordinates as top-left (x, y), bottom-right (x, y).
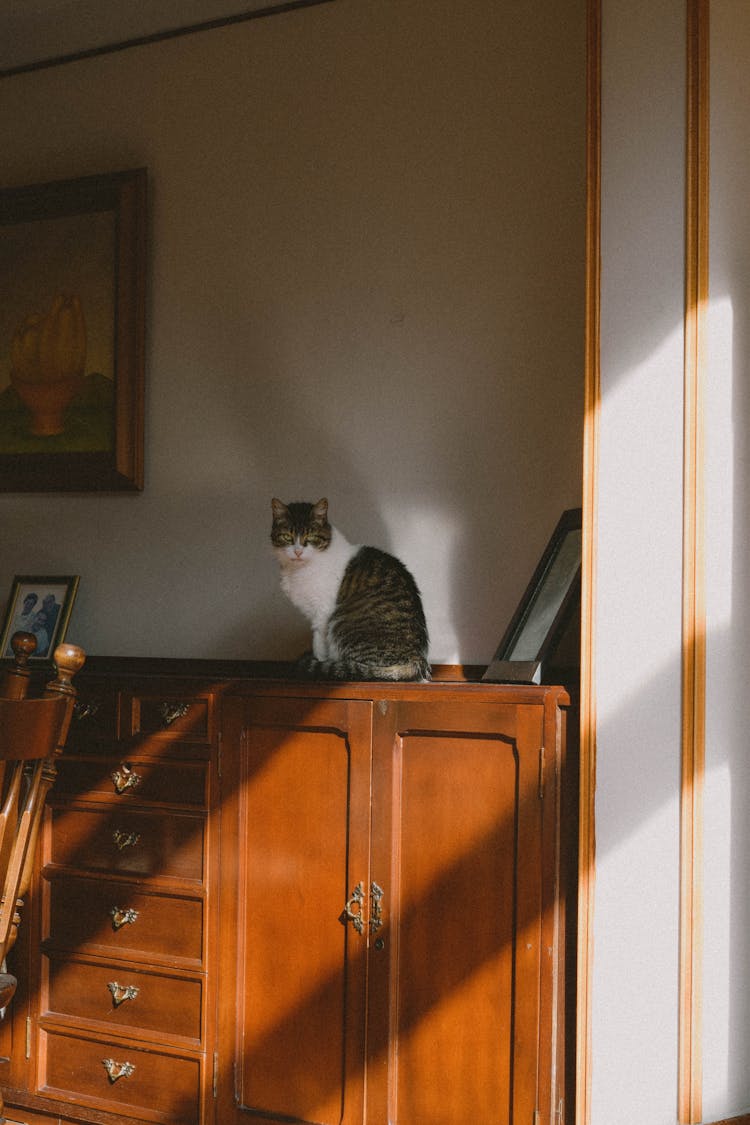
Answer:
top-left (0, 0), bottom-right (330, 75)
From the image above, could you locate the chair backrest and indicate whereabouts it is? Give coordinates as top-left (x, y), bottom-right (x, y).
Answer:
top-left (0, 631), bottom-right (85, 962)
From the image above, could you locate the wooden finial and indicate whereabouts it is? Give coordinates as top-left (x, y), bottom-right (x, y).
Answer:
top-left (0, 631), bottom-right (38, 700)
top-left (11, 631), bottom-right (37, 665)
top-left (47, 643), bottom-right (86, 699)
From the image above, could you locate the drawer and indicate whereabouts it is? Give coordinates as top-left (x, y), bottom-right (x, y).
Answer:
top-left (44, 953), bottom-right (203, 1043)
top-left (0, 1107), bottom-right (85, 1125)
top-left (121, 693), bottom-right (212, 743)
top-left (38, 1027), bottom-right (200, 1123)
top-left (53, 756), bottom-right (209, 808)
top-left (49, 806), bottom-right (205, 881)
top-left (67, 684), bottom-right (118, 748)
top-left (44, 875), bottom-right (204, 964)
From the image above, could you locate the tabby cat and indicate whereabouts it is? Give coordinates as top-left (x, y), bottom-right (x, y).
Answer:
top-left (271, 497), bottom-right (430, 681)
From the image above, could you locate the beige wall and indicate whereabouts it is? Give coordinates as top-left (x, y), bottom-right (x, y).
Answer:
top-left (703, 0), bottom-right (750, 1116)
top-left (593, 1), bottom-right (686, 1119)
top-left (0, 0), bottom-right (585, 664)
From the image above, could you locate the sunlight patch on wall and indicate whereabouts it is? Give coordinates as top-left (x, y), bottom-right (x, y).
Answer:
top-left (701, 757), bottom-right (731, 1113)
top-left (379, 502), bottom-right (460, 664)
top-left (705, 295), bottom-right (734, 630)
top-left (591, 789), bottom-right (681, 1117)
top-left (702, 290), bottom-right (746, 1118)
top-left (594, 304), bottom-right (684, 1124)
top-left (597, 321), bottom-right (686, 697)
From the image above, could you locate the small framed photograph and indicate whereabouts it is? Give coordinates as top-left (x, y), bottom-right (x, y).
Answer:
top-left (0, 574), bottom-right (80, 661)
top-left (483, 508), bottom-right (582, 684)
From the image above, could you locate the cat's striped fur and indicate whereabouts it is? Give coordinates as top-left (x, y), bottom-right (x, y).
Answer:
top-left (271, 498), bottom-right (430, 681)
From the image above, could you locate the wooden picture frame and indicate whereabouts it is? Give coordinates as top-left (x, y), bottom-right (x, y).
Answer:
top-left (0, 168), bottom-right (146, 491)
top-left (483, 507), bottom-right (582, 684)
top-left (0, 574), bottom-right (80, 661)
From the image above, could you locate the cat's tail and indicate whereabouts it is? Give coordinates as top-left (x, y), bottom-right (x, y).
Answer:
top-left (363, 658), bottom-right (432, 683)
top-left (296, 654), bottom-right (431, 683)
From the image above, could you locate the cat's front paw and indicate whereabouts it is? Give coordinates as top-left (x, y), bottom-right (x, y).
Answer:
top-left (294, 651), bottom-right (318, 678)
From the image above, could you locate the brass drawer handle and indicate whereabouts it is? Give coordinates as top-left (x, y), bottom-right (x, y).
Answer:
top-left (112, 829), bottom-right (141, 851)
top-left (102, 1058), bottom-right (135, 1083)
top-left (340, 882), bottom-right (365, 934)
top-left (159, 702), bottom-right (189, 727)
top-left (109, 906), bottom-right (139, 930)
top-left (111, 764), bottom-right (142, 795)
top-left (74, 699), bottom-right (101, 722)
top-left (370, 882), bottom-right (385, 933)
top-left (107, 981), bottom-right (140, 1007)
top-left (340, 881), bottom-right (385, 935)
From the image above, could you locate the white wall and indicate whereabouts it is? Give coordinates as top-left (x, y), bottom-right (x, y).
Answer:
top-left (594, 2), bottom-right (750, 1122)
top-left (593, 2), bottom-right (686, 1121)
top-left (0, 0), bottom-right (585, 663)
top-left (703, 1), bottom-right (750, 1117)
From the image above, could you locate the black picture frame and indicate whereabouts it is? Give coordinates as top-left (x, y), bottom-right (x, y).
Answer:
top-left (0, 168), bottom-right (146, 491)
top-left (0, 574), bottom-right (80, 662)
top-left (483, 508), bottom-right (582, 684)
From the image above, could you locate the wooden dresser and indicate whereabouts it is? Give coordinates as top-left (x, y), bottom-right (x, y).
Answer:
top-left (0, 660), bottom-right (574, 1125)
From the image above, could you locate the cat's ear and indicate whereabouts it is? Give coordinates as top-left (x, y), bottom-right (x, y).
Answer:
top-left (312, 498), bottom-right (329, 521)
top-left (271, 498), bottom-right (288, 520)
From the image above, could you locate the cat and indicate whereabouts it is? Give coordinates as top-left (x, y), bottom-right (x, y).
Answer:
top-left (271, 497), bottom-right (430, 681)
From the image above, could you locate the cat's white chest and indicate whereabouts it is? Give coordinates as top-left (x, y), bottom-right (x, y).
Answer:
top-left (277, 529), bottom-right (357, 658)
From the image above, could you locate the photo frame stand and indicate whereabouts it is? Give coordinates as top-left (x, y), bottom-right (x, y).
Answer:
top-left (482, 659), bottom-right (542, 685)
top-left (483, 507), bottom-right (582, 685)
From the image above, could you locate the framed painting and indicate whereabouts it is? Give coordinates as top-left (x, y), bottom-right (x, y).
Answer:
top-left (483, 507), bottom-right (582, 684)
top-left (0, 168), bottom-right (146, 491)
top-left (0, 574), bottom-right (80, 661)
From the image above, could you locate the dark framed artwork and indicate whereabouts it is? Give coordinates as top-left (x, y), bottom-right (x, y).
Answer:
top-left (0, 168), bottom-right (146, 491)
top-left (483, 507), bottom-right (582, 684)
top-left (0, 574), bottom-right (80, 661)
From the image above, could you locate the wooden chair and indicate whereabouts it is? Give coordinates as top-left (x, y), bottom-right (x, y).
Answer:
top-left (0, 632), bottom-right (84, 1124)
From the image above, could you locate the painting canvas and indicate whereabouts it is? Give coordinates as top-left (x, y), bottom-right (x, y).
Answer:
top-left (0, 169), bottom-right (146, 491)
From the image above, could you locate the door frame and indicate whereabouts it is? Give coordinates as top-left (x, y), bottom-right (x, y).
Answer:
top-left (577, 3), bottom-right (709, 1123)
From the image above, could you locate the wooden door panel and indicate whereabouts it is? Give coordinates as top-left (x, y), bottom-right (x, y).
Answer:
top-left (218, 688), bottom-right (565, 1125)
top-left (219, 697), bottom-right (372, 1125)
top-left (393, 731), bottom-right (517, 1122)
top-left (369, 700), bottom-right (549, 1125)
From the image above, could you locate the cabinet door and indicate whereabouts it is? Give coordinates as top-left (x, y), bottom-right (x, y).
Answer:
top-left (217, 696), bottom-right (373, 1125)
top-left (367, 699), bottom-right (560, 1125)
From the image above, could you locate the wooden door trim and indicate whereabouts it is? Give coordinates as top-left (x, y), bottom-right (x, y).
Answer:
top-left (679, 2), bottom-right (710, 1121)
top-left (577, 2), bottom-right (601, 1124)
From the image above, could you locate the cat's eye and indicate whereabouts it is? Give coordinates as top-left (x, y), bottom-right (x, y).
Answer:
top-left (278, 533), bottom-right (293, 544)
